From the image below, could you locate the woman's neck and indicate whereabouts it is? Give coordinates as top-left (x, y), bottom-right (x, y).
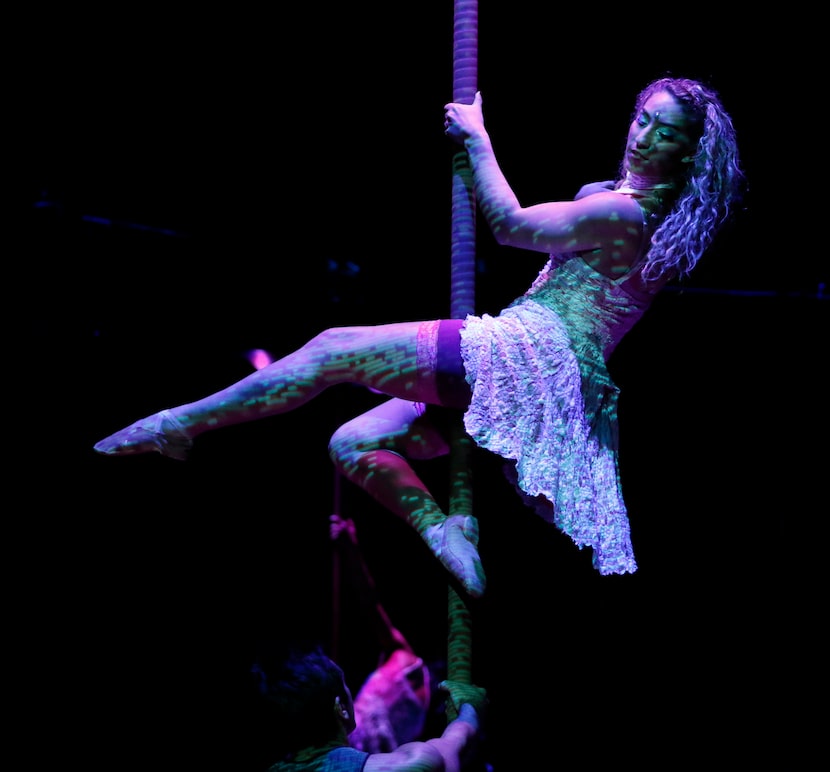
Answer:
top-left (615, 172), bottom-right (677, 195)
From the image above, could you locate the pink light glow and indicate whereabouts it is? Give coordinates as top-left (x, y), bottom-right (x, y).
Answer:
top-left (246, 348), bottom-right (274, 371)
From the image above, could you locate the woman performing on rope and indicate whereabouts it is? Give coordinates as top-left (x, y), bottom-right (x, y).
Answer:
top-left (94, 77), bottom-right (744, 597)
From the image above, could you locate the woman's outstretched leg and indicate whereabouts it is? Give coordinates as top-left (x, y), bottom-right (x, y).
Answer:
top-left (328, 397), bottom-right (485, 598)
top-left (93, 322), bottom-right (433, 460)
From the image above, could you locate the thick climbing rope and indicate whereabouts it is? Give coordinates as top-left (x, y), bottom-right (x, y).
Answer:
top-left (329, 0), bottom-right (480, 699)
top-left (445, 0), bottom-right (478, 690)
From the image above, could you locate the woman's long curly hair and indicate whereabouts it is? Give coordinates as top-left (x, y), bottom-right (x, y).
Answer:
top-left (633, 77), bottom-right (745, 280)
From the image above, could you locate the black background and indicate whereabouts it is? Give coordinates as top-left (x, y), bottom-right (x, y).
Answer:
top-left (16, 4), bottom-right (822, 769)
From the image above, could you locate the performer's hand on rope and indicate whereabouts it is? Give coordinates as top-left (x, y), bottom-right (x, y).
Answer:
top-left (443, 90), bottom-right (485, 143)
top-left (438, 679), bottom-right (488, 722)
top-left (329, 514), bottom-right (358, 545)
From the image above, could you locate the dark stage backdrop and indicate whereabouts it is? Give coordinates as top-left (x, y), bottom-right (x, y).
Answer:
top-left (17, 5), bottom-right (819, 769)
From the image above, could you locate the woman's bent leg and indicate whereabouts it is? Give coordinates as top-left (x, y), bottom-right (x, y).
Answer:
top-left (328, 397), bottom-right (485, 598)
top-left (94, 321), bottom-right (437, 459)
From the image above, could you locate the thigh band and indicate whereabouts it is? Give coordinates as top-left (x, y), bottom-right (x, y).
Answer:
top-left (416, 319), bottom-right (470, 409)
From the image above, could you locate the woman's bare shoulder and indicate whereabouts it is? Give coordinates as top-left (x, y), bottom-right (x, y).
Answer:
top-left (573, 189), bottom-right (645, 223)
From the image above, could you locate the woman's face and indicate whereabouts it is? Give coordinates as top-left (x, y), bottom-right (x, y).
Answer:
top-left (624, 90), bottom-right (698, 180)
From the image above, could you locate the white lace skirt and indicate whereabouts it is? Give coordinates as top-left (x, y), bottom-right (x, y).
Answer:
top-left (460, 300), bottom-right (638, 575)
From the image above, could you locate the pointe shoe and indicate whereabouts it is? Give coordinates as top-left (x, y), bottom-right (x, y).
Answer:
top-left (93, 409), bottom-right (193, 461)
top-left (423, 515), bottom-right (486, 598)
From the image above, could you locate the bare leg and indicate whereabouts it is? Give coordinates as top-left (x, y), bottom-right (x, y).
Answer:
top-left (328, 398), bottom-right (485, 598)
top-left (94, 322), bottom-right (434, 459)
top-left (94, 320), bottom-right (485, 596)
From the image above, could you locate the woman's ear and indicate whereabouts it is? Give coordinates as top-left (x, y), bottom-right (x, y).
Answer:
top-left (334, 696), bottom-right (349, 719)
